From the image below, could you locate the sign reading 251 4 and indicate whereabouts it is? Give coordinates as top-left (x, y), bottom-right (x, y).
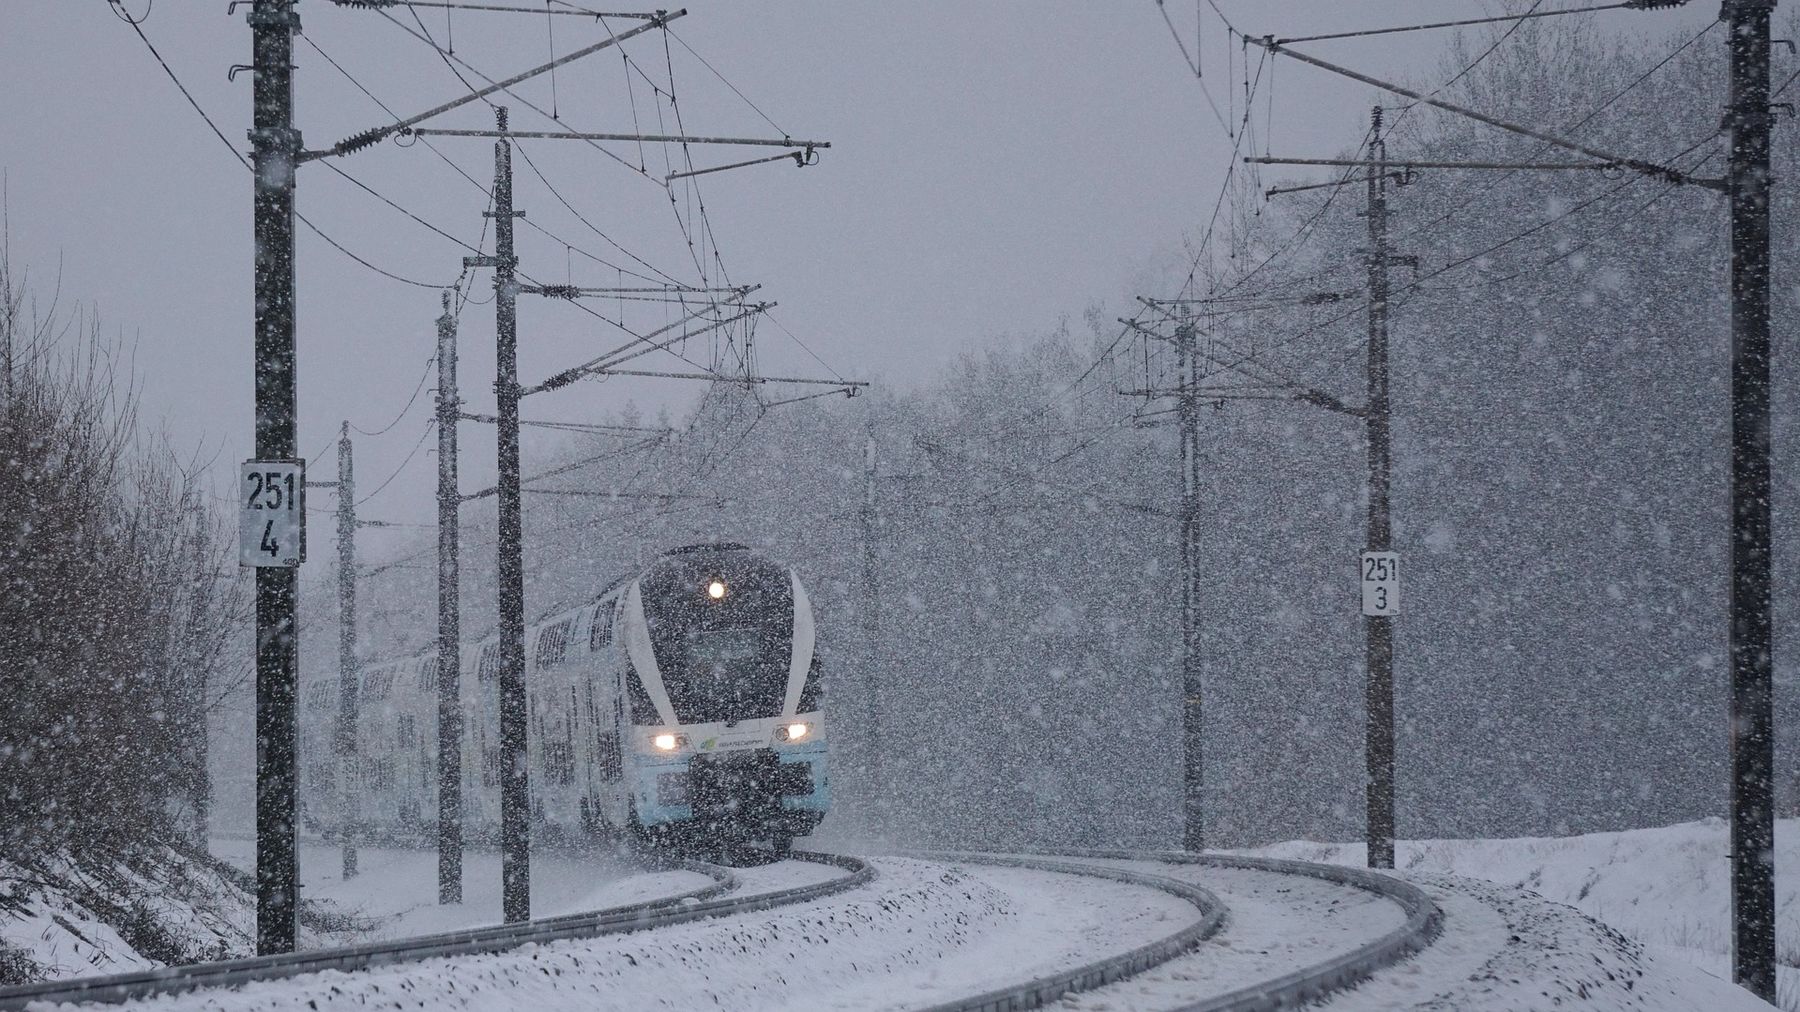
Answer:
top-left (239, 459), bottom-right (305, 568)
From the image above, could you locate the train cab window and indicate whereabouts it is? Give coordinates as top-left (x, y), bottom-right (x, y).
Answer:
top-left (684, 626), bottom-right (762, 664)
top-left (798, 654), bottom-right (825, 713)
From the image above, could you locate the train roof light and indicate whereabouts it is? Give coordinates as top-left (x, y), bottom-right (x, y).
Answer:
top-left (706, 579), bottom-right (727, 600)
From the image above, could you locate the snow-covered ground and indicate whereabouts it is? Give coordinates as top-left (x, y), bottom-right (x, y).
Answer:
top-left (13, 822), bottom-right (1790, 1009)
top-left (0, 848), bottom-right (256, 982)
top-left (74, 856), bottom-right (1202, 1011)
top-left (206, 838), bottom-right (713, 943)
top-left (1246, 817), bottom-right (1799, 1010)
top-left (1054, 858), bottom-right (1406, 1009)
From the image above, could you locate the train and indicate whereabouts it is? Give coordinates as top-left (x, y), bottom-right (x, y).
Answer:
top-left (298, 543), bottom-right (829, 855)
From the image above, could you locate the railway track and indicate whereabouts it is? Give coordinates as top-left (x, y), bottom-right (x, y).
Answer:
top-left (0, 851), bottom-right (871, 1011)
top-left (911, 849), bottom-right (1442, 1012)
top-left (1, 848), bottom-right (1439, 1011)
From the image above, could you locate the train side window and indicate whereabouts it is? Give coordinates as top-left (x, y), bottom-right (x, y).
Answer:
top-left (362, 669), bottom-right (392, 701)
top-left (535, 620), bottom-right (572, 671)
top-left (304, 680), bottom-right (328, 706)
top-left (543, 738), bottom-right (575, 785)
top-left (589, 604), bottom-right (615, 651)
top-left (595, 730), bottom-right (622, 782)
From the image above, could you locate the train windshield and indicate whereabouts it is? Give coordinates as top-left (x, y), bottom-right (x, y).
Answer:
top-left (637, 549), bottom-right (798, 725)
top-left (685, 626), bottom-right (762, 665)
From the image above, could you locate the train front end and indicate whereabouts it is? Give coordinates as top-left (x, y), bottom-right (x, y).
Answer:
top-left (620, 544), bottom-right (828, 851)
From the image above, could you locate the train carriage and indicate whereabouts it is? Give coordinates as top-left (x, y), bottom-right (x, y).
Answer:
top-left (299, 543), bottom-right (828, 857)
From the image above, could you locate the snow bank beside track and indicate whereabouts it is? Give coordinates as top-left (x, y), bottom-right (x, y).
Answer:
top-left (1319, 873), bottom-right (1775, 1011)
top-left (206, 839), bottom-right (706, 945)
top-left (0, 849), bottom-right (257, 983)
top-left (82, 856), bottom-right (1199, 1012)
top-left (1247, 817), bottom-right (1800, 1009)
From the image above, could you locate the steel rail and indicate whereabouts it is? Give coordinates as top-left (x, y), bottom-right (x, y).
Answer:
top-left (0, 851), bottom-right (869, 1010)
top-left (1038, 849), bottom-right (1445, 1012)
top-left (904, 852), bottom-right (1228, 1012)
top-left (908, 849), bottom-right (1441, 1012)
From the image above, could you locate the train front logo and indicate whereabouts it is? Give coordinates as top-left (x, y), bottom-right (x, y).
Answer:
top-left (298, 542), bottom-right (829, 859)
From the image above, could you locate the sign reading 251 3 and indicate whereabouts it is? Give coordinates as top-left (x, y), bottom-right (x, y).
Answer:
top-left (1360, 550), bottom-right (1399, 617)
top-left (239, 459), bottom-right (305, 568)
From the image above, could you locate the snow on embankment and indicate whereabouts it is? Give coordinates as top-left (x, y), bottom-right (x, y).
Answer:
top-left (1248, 817), bottom-right (1798, 1010)
top-left (0, 846), bottom-right (257, 984)
top-left (71, 857), bottom-right (1201, 1011)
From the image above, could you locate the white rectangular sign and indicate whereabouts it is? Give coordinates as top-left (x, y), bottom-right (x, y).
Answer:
top-left (239, 459), bottom-right (306, 568)
top-left (1361, 550), bottom-right (1399, 617)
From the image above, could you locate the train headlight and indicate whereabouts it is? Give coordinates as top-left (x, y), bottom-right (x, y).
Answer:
top-left (652, 733), bottom-right (682, 751)
top-left (776, 722), bottom-right (808, 742)
top-left (706, 579), bottom-right (727, 600)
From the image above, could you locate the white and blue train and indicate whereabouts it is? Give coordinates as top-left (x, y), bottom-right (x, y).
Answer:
top-left (299, 543), bottom-right (829, 854)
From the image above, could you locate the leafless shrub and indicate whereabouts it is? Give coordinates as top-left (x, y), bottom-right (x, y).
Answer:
top-left (0, 247), bottom-right (246, 860)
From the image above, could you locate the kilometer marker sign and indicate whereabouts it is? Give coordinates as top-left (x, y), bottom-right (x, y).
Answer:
top-left (240, 459), bottom-right (306, 568)
top-left (1361, 550), bottom-right (1399, 617)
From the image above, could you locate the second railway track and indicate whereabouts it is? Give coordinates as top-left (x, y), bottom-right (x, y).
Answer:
top-left (910, 849), bottom-right (1442, 1012)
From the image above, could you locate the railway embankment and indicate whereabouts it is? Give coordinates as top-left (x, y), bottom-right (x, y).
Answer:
top-left (0, 846), bottom-right (266, 984)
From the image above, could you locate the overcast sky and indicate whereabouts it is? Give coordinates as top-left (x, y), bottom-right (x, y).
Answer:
top-left (1, 1), bottom-right (1719, 537)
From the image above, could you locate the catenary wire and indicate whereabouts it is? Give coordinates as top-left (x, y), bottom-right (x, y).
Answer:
top-left (352, 354), bottom-right (438, 437)
top-left (356, 417), bottom-right (437, 505)
top-left (120, 8), bottom-right (447, 288)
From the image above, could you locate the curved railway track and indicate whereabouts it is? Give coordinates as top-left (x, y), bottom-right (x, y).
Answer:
top-left (0, 851), bottom-right (870, 1011)
top-left (912, 849), bottom-right (1443, 1012)
top-left (0, 848), bottom-right (1440, 1011)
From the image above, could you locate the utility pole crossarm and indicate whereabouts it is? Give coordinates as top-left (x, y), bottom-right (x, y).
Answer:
top-left (328, 1), bottom-right (664, 17)
top-left (522, 284), bottom-right (752, 298)
top-left (319, 10), bottom-right (687, 159)
top-left (1245, 35), bottom-right (1724, 190)
top-left (1271, 2), bottom-right (1684, 46)
top-left (409, 128), bottom-right (830, 150)
top-left (1118, 317), bottom-right (1353, 414)
top-left (573, 367), bottom-right (866, 387)
top-left (1249, 155), bottom-right (1618, 172)
top-left (527, 301), bottom-right (769, 395)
